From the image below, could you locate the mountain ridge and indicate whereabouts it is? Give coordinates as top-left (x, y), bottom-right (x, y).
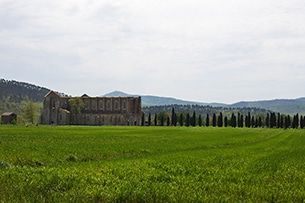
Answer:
top-left (1, 79), bottom-right (305, 115)
top-left (104, 91), bottom-right (305, 114)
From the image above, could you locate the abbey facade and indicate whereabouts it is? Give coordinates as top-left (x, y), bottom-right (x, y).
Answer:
top-left (40, 91), bottom-right (142, 126)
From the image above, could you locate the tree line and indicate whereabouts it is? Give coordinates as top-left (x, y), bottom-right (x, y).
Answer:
top-left (141, 107), bottom-right (305, 129)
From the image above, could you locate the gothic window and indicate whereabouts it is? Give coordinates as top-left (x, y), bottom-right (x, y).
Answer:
top-left (85, 100), bottom-right (89, 110)
top-left (115, 101), bottom-right (119, 110)
top-left (99, 100), bottom-right (104, 111)
top-left (92, 101), bottom-right (96, 110)
top-left (107, 100), bottom-right (111, 110)
top-left (123, 100), bottom-right (126, 110)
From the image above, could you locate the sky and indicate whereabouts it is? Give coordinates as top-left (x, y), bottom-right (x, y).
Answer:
top-left (1, 0), bottom-right (305, 104)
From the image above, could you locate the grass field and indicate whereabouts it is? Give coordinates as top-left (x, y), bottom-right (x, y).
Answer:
top-left (1, 125), bottom-right (305, 202)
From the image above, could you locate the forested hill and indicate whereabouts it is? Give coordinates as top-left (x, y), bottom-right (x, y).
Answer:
top-left (0, 79), bottom-right (50, 102)
top-left (0, 79), bottom-right (52, 115)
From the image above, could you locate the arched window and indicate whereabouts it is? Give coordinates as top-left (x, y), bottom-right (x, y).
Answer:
top-left (115, 101), bottom-right (119, 110)
top-left (107, 100), bottom-right (111, 110)
top-left (123, 100), bottom-right (126, 110)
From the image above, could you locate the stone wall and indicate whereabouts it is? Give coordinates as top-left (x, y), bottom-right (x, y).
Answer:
top-left (40, 91), bottom-right (142, 126)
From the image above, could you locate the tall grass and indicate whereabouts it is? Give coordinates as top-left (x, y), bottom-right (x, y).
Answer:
top-left (1, 125), bottom-right (305, 202)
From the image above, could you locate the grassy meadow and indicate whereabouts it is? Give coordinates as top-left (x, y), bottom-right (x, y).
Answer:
top-left (1, 125), bottom-right (305, 202)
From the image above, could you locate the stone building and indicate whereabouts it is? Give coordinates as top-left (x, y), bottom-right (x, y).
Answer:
top-left (40, 91), bottom-right (142, 126)
top-left (1, 112), bottom-right (17, 124)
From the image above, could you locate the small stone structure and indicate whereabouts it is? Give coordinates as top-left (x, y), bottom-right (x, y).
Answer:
top-left (40, 91), bottom-right (142, 126)
top-left (1, 112), bottom-right (17, 124)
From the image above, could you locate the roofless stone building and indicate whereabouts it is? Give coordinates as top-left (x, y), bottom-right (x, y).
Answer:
top-left (40, 91), bottom-right (142, 126)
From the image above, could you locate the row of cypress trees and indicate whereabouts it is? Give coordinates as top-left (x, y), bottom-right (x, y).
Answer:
top-left (142, 108), bottom-right (305, 129)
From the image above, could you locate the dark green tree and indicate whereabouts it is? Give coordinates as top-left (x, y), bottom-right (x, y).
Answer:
top-left (192, 111), bottom-right (196, 127)
top-left (206, 114), bottom-right (209, 127)
top-left (240, 115), bottom-right (244, 128)
top-left (245, 112), bottom-right (251, 128)
top-left (171, 108), bottom-right (177, 126)
top-left (266, 113), bottom-right (270, 128)
top-left (280, 115), bottom-right (284, 128)
top-left (224, 116), bottom-right (228, 127)
top-left (167, 116), bottom-right (170, 126)
top-left (148, 113), bottom-right (151, 126)
top-left (277, 113), bottom-right (281, 128)
top-left (179, 113), bottom-right (184, 126)
top-left (198, 115), bottom-right (202, 127)
top-left (217, 112), bottom-right (223, 127)
top-left (154, 113), bottom-right (157, 126)
top-left (285, 115), bottom-right (291, 129)
top-left (258, 117), bottom-right (262, 127)
top-left (300, 115), bottom-right (305, 128)
top-left (270, 112), bottom-right (276, 128)
top-left (251, 116), bottom-right (255, 127)
top-left (212, 113), bottom-right (216, 127)
top-left (141, 113), bottom-right (145, 126)
top-left (231, 113), bottom-right (236, 128)
top-left (292, 113), bottom-right (299, 129)
top-left (237, 112), bottom-right (241, 127)
top-left (186, 113), bottom-right (190, 127)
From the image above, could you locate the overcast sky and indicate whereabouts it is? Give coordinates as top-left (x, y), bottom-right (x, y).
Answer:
top-left (1, 0), bottom-right (305, 103)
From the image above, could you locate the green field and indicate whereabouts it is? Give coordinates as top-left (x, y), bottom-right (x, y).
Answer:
top-left (1, 126), bottom-right (305, 202)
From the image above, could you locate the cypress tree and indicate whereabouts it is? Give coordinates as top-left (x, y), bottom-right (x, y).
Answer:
top-left (302, 116), bottom-right (305, 128)
top-left (206, 114), bottom-right (209, 127)
top-left (160, 114), bottom-right (164, 126)
top-left (251, 115), bottom-right (255, 127)
top-left (270, 112), bottom-right (276, 128)
top-left (154, 113), bottom-right (157, 126)
top-left (286, 115), bottom-right (291, 128)
top-left (240, 115), bottom-right (244, 128)
top-left (237, 112), bottom-right (241, 127)
top-left (192, 111), bottom-right (196, 127)
top-left (167, 116), bottom-right (170, 126)
top-left (224, 116), bottom-right (228, 127)
top-left (212, 113), bottom-right (216, 127)
top-left (280, 115), bottom-right (284, 128)
top-left (277, 113), bottom-right (281, 128)
top-left (198, 115), bottom-right (202, 127)
top-left (148, 113), bottom-right (151, 126)
top-left (186, 113), bottom-right (190, 127)
top-left (141, 113), bottom-right (145, 126)
top-left (179, 113), bottom-right (184, 126)
top-left (231, 113), bottom-right (236, 128)
top-left (247, 112), bottom-right (251, 128)
top-left (171, 108), bottom-right (177, 126)
top-left (266, 113), bottom-right (270, 128)
top-left (292, 114), bottom-right (299, 129)
top-left (258, 117), bottom-right (262, 127)
top-left (295, 113), bottom-right (299, 128)
top-left (217, 112), bottom-right (223, 127)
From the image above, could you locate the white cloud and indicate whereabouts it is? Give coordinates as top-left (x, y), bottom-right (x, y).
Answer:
top-left (1, 0), bottom-right (305, 103)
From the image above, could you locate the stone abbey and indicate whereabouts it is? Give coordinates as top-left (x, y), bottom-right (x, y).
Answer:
top-left (40, 91), bottom-right (142, 126)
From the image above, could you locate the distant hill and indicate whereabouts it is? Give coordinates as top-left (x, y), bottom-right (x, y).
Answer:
top-left (230, 98), bottom-right (305, 115)
top-left (0, 79), bottom-right (51, 115)
top-left (1, 79), bottom-right (304, 116)
top-left (104, 91), bottom-right (209, 106)
top-left (0, 79), bottom-right (50, 103)
top-left (105, 91), bottom-right (305, 114)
